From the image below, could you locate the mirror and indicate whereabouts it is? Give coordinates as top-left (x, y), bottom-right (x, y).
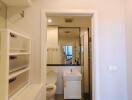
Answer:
top-left (58, 27), bottom-right (80, 65)
top-left (47, 26), bottom-right (81, 66)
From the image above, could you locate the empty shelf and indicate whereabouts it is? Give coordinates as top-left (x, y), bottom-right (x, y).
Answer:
top-left (9, 84), bottom-right (42, 100)
top-left (9, 68), bottom-right (30, 80)
top-left (10, 53), bottom-right (31, 56)
top-left (9, 65), bottom-right (28, 74)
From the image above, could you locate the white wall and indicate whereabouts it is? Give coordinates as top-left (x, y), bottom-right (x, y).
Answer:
top-left (7, 0), bottom-right (128, 100)
top-left (125, 0), bottom-right (132, 100)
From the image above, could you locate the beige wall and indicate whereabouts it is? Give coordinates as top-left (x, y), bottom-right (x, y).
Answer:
top-left (125, 0), bottom-right (132, 100)
top-left (0, 2), bottom-right (7, 100)
top-left (47, 26), bottom-right (58, 48)
top-left (47, 26), bottom-right (61, 64)
top-left (0, 1), bottom-right (6, 29)
top-left (7, 0), bottom-right (128, 100)
top-left (47, 48), bottom-right (61, 64)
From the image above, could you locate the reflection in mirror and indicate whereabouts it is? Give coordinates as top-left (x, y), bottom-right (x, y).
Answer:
top-left (63, 45), bottom-right (73, 64)
top-left (59, 27), bottom-right (81, 65)
top-left (47, 27), bottom-right (81, 66)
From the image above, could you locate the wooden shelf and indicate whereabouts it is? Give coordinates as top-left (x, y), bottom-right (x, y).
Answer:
top-left (9, 67), bottom-right (30, 80)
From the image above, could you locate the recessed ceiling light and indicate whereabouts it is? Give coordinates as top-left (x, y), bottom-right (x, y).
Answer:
top-left (48, 19), bottom-right (52, 23)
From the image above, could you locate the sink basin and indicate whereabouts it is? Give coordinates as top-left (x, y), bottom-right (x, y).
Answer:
top-left (63, 70), bottom-right (82, 81)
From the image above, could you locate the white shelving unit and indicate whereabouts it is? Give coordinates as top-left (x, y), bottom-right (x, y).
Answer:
top-left (0, 29), bottom-right (44, 100)
top-left (8, 30), bottom-right (31, 99)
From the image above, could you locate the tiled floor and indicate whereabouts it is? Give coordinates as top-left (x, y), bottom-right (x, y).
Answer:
top-left (55, 94), bottom-right (90, 100)
top-left (55, 95), bottom-right (64, 100)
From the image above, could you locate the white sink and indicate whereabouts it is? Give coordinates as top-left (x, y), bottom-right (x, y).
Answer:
top-left (63, 70), bottom-right (82, 81)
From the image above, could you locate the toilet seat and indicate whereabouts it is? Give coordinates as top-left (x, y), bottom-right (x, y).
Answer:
top-left (46, 70), bottom-right (57, 100)
top-left (46, 84), bottom-right (56, 97)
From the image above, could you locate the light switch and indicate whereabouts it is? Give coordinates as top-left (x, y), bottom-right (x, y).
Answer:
top-left (108, 65), bottom-right (117, 72)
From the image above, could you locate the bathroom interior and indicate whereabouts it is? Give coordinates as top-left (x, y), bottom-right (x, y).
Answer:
top-left (0, 0), bottom-right (92, 100)
top-left (0, 0), bottom-right (131, 100)
top-left (46, 16), bottom-right (93, 100)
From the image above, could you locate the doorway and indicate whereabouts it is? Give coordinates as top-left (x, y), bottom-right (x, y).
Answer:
top-left (41, 10), bottom-right (99, 100)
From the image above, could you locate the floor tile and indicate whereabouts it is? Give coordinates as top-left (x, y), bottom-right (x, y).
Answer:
top-left (55, 94), bottom-right (90, 100)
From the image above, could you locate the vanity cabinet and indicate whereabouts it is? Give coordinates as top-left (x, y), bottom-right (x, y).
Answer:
top-left (64, 81), bottom-right (82, 99)
top-left (63, 71), bottom-right (82, 99)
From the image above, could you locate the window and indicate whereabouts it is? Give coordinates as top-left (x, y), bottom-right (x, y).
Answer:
top-left (64, 46), bottom-right (72, 61)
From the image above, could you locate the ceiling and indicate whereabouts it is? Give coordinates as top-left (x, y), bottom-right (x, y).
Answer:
top-left (47, 16), bottom-right (91, 39)
top-left (47, 16), bottom-right (91, 27)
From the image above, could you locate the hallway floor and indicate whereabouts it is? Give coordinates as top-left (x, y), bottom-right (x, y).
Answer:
top-left (55, 94), bottom-right (90, 100)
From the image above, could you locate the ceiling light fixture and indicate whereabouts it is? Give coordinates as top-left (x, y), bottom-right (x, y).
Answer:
top-left (48, 19), bottom-right (52, 23)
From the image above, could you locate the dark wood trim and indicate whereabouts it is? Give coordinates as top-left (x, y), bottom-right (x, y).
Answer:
top-left (58, 26), bottom-right (81, 29)
top-left (47, 64), bottom-right (81, 66)
top-left (88, 27), bottom-right (92, 100)
top-left (47, 25), bottom-right (59, 27)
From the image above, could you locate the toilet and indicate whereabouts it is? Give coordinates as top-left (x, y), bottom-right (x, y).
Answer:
top-left (46, 70), bottom-right (57, 100)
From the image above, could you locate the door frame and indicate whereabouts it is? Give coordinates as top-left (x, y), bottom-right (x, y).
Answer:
top-left (41, 9), bottom-right (100, 100)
